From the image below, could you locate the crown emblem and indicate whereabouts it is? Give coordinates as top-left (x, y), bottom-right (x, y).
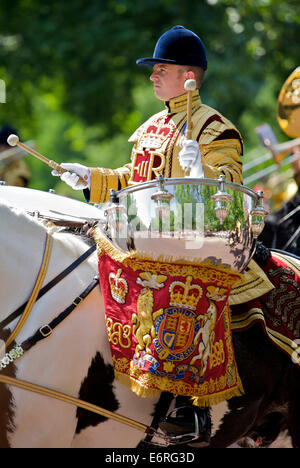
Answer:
top-left (169, 276), bottom-right (202, 310)
top-left (138, 122), bottom-right (171, 149)
top-left (109, 269), bottom-right (128, 304)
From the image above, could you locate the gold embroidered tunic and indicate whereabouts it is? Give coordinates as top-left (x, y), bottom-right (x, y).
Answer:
top-left (87, 91), bottom-right (243, 203)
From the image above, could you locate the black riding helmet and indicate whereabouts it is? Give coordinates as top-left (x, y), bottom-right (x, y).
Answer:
top-left (136, 25), bottom-right (207, 70)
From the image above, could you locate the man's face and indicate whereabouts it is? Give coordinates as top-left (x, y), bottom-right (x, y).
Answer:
top-left (150, 64), bottom-right (188, 101)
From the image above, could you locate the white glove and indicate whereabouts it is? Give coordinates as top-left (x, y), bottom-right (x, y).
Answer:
top-left (179, 138), bottom-right (204, 178)
top-left (52, 163), bottom-right (90, 190)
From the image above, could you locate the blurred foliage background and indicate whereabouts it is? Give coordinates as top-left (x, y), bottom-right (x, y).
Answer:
top-left (0, 0), bottom-right (299, 203)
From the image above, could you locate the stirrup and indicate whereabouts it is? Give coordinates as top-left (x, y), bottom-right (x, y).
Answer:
top-left (158, 406), bottom-right (210, 446)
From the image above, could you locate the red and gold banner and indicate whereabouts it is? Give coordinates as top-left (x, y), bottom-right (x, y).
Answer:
top-left (96, 233), bottom-right (244, 406)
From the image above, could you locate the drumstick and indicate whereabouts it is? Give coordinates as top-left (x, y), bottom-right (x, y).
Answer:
top-left (183, 79), bottom-right (197, 176)
top-left (7, 134), bottom-right (87, 186)
top-left (184, 79), bottom-right (196, 139)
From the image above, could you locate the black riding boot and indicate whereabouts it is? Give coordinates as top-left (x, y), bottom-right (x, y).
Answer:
top-left (158, 395), bottom-right (211, 446)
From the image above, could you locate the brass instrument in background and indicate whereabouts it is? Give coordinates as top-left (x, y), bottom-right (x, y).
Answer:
top-left (244, 67), bottom-right (300, 208)
top-left (277, 66), bottom-right (300, 139)
top-left (255, 67), bottom-right (300, 161)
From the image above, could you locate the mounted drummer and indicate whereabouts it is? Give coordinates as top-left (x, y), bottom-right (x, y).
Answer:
top-left (51, 25), bottom-right (245, 446)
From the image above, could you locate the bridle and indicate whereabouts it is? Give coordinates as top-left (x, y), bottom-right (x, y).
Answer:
top-left (0, 236), bottom-right (97, 332)
top-left (3, 232), bottom-right (54, 349)
top-left (0, 230), bottom-right (98, 367)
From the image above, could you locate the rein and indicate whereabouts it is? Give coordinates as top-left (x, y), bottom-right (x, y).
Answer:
top-left (273, 205), bottom-right (300, 251)
top-left (282, 225), bottom-right (300, 252)
top-left (0, 374), bottom-right (149, 435)
top-left (21, 276), bottom-right (99, 352)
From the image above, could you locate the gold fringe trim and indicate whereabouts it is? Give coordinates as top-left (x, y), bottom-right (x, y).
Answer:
top-left (114, 370), bottom-right (244, 407)
top-left (115, 371), bottom-right (161, 399)
top-left (192, 375), bottom-right (244, 407)
top-left (94, 227), bottom-right (242, 287)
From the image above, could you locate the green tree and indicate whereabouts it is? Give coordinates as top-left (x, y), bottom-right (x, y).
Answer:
top-left (0, 0), bottom-right (299, 194)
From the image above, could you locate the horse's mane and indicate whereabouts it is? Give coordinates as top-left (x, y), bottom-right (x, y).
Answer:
top-left (0, 200), bottom-right (48, 234)
top-left (0, 200), bottom-right (92, 249)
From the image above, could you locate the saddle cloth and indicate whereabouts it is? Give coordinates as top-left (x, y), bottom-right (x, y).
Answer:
top-left (230, 251), bottom-right (300, 369)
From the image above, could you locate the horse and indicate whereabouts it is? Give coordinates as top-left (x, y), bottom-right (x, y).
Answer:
top-left (259, 187), bottom-right (300, 255)
top-left (0, 198), bottom-right (300, 448)
top-left (0, 200), bottom-right (159, 448)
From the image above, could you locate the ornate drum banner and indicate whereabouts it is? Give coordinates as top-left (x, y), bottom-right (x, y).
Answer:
top-left (95, 231), bottom-right (244, 406)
